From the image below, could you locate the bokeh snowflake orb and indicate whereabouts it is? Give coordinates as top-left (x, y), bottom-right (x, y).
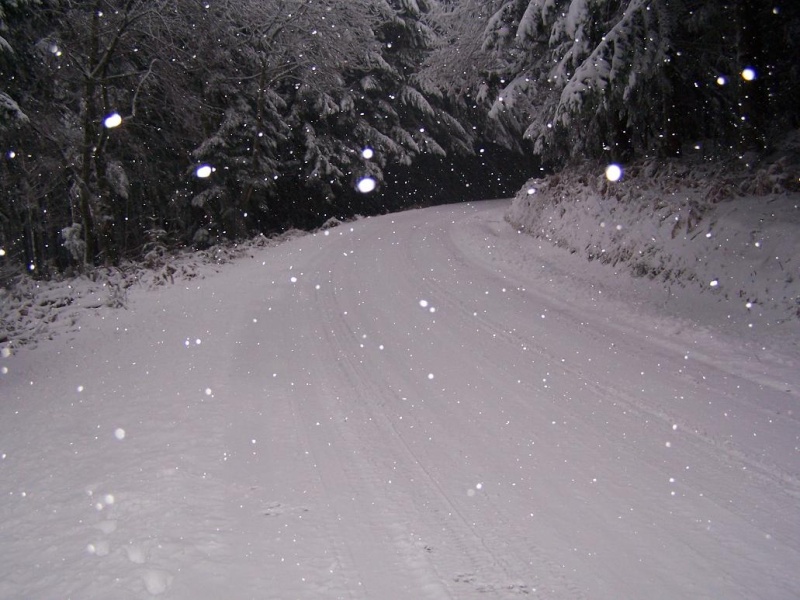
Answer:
top-left (361, 148), bottom-right (374, 159)
top-left (605, 164), bottom-right (623, 182)
top-left (196, 164), bottom-right (213, 178)
top-left (103, 112), bottom-right (122, 128)
top-left (741, 67), bottom-right (757, 81)
top-left (356, 177), bottom-right (376, 193)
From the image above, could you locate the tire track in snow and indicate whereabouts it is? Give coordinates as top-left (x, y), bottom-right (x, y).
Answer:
top-left (278, 276), bottom-right (454, 598)
top-left (314, 289), bottom-right (537, 598)
top-left (301, 226), bottom-right (587, 598)
top-left (353, 205), bottom-right (800, 598)
top-left (423, 243), bottom-right (800, 504)
top-left (436, 215), bottom-right (800, 501)
top-left (424, 207), bottom-right (800, 593)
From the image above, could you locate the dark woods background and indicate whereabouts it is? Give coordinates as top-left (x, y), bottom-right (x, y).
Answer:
top-left (1, 0), bottom-right (797, 277)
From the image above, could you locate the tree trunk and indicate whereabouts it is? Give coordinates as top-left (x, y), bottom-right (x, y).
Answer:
top-left (736, 0), bottom-right (767, 152)
top-left (78, 4), bottom-right (102, 266)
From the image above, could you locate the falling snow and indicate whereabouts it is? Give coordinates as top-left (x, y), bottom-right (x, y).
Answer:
top-left (356, 177), bottom-right (377, 194)
top-left (102, 112), bottom-right (122, 128)
top-left (195, 164), bottom-right (213, 178)
top-left (605, 164), bottom-right (623, 182)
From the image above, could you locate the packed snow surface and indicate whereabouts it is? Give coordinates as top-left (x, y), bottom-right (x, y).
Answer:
top-left (1, 201), bottom-right (799, 599)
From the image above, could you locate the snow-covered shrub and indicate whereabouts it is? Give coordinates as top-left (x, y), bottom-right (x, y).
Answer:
top-left (61, 223), bottom-right (85, 263)
top-left (192, 228), bottom-right (212, 249)
top-left (105, 161), bottom-right (130, 199)
top-left (143, 228), bottom-right (169, 268)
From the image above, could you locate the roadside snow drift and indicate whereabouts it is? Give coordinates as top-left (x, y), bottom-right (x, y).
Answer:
top-left (506, 160), bottom-right (800, 327)
top-left (1, 201), bottom-right (799, 599)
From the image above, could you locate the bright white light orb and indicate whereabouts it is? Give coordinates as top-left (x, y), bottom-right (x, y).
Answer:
top-left (114, 428), bottom-right (126, 440)
top-left (716, 76), bottom-right (727, 86)
top-left (605, 164), bottom-right (623, 182)
top-left (196, 164), bottom-right (213, 178)
top-left (103, 112), bottom-right (122, 128)
top-left (361, 148), bottom-right (374, 159)
top-left (741, 68), bottom-right (757, 81)
top-left (356, 177), bottom-right (376, 193)
top-left (0, 249), bottom-right (5, 256)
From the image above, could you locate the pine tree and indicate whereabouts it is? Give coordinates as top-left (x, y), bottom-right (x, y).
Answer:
top-left (479, 0), bottom-right (799, 166)
top-left (0, 0), bottom-right (33, 128)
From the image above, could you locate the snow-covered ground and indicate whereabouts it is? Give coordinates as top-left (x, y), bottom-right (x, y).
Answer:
top-left (507, 159), bottom-right (800, 329)
top-left (1, 199), bottom-right (799, 599)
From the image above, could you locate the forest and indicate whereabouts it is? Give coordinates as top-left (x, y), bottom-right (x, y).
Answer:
top-left (1, 0), bottom-right (798, 277)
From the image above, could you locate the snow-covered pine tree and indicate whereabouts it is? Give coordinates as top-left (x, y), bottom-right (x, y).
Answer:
top-left (1, 0), bottom-right (175, 268)
top-left (186, 0), bottom-right (369, 233)
top-left (270, 0), bottom-right (474, 218)
top-left (0, 0), bottom-right (33, 129)
top-left (481, 0), bottom-right (669, 164)
top-left (480, 0), bottom-right (800, 166)
top-left (279, 0), bottom-right (393, 203)
top-left (185, 0), bottom-right (301, 237)
top-left (377, 0), bottom-right (475, 159)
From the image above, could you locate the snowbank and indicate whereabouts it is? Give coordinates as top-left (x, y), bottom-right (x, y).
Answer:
top-left (0, 231), bottom-right (306, 349)
top-left (506, 158), bottom-right (800, 325)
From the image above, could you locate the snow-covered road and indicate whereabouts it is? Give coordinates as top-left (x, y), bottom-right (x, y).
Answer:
top-left (2, 200), bottom-right (799, 599)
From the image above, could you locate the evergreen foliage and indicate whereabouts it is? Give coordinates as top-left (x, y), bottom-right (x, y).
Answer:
top-left (0, 0), bottom-right (797, 278)
top-left (478, 0), bottom-right (800, 166)
top-left (0, 0), bottom-right (477, 273)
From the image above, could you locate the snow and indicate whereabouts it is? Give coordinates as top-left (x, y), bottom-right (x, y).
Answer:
top-left (507, 160), bottom-right (800, 334)
top-left (1, 200), bottom-right (799, 599)
top-left (356, 176), bottom-right (377, 193)
top-left (103, 112), bottom-right (122, 129)
top-left (195, 165), bottom-right (213, 179)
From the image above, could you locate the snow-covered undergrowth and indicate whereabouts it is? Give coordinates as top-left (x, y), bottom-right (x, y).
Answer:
top-left (506, 157), bottom-right (800, 326)
top-left (0, 231), bottom-right (306, 349)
